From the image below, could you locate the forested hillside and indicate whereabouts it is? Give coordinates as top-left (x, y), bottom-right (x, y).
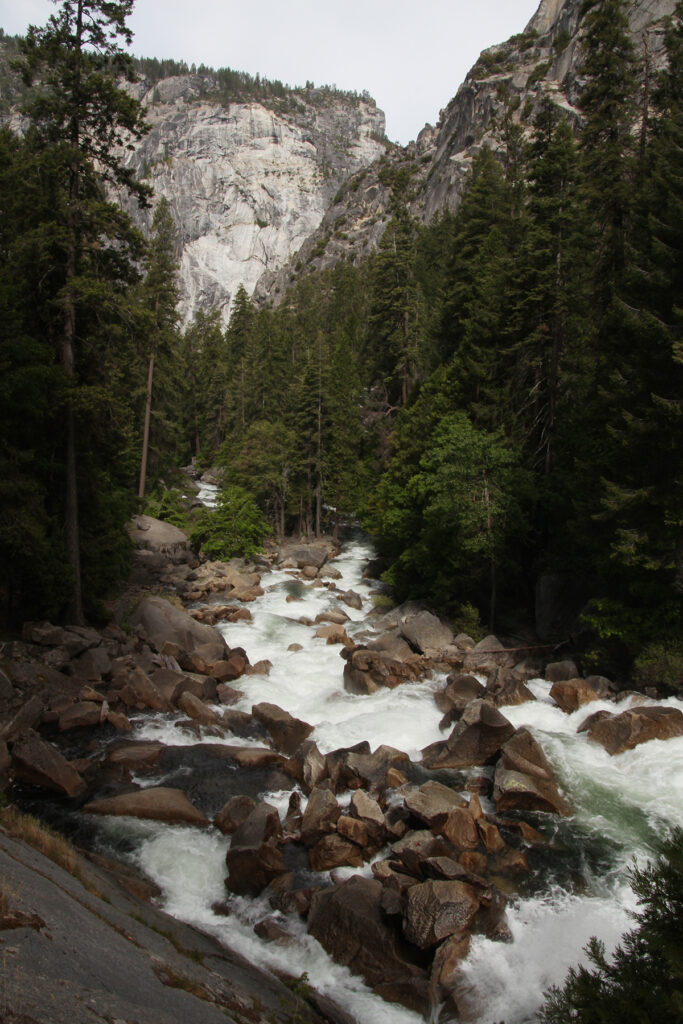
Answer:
top-left (1, 0), bottom-right (681, 689)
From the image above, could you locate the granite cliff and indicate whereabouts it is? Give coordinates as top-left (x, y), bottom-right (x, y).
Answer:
top-left (255, 0), bottom-right (677, 305)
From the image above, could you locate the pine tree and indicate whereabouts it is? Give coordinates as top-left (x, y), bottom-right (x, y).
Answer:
top-left (18, 0), bottom-right (150, 622)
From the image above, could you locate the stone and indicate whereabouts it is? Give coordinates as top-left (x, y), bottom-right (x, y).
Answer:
top-left (251, 702), bottom-right (314, 756)
top-left (315, 624), bottom-right (350, 645)
top-left (485, 670), bottom-right (536, 708)
top-left (105, 742), bottom-right (164, 769)
top-left (430, 932), bottom-right (472, 992)
top-left (307, 876), bottom-right (428, 1010)
top-left (285, 740), bottom-right (327, 794)
top-left (177, 691), bottom-right (222, 727)
top-left (115, 667), bottom-right (169, 712)
top-left (550, 678), bottom-right (601, 713)
top-left (402, 879), bottom-right (480, 948)
top-left (0, 696), bottom-right (45, 744)
top-left (399, 610), bottom-right (454, 658)
top-left (477, 820), bottom-right (506, 854)
top-left (215, 683), bottom-right (244, 705)
top-left (343, 648), bottom-right (421, 693)
top-left (545, 659), bottom-right (580, 682)
top-left (338, 589), bottom-right (363, 611)
top-left (577, 708), bottom-right (614, 734)
top-left (127, 514), bottom-right (190, 563)
top-left (421, 700), bottom-right (515, 770)
top-left (225, 802), bottom-right (286, 895)
top-left (435, 674), bottom-right (485, 716)
top-left (10, 729), bottom-right (85, 797)
top-left (587, 706), bottom-right (683, 755)
top-left (129, 595), bottom-right (227, 659)
top-left (58, 701), bottom-right (104, 731)
top-left (439, 808), bottom-right (480, 850)
top-left (349, 790), bottom-right (386, 843)
top-left (309, 834), bottom-right (364, 871)
top-left (462, 635), bottom-right (515, 677)
top-left (300, 788), bottom-right (342, 847)
top-left (403, 781), bottom-right (468, 830)
top-left (84, 787), bottom-right (208, 826)
top-left (214, 795), bottom-right (257, 835)
top-left (336, 815), bottom-right (370, 847)
top-left (493, 728), bottom-right (570, 816)
top-left (72, 646), bottom-right (112, 681)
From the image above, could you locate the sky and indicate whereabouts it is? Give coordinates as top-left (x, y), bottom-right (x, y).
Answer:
top-left (1, 0), bottom-right (542, 144)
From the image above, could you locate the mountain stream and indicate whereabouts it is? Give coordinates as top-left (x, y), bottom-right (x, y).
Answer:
top-left (89, 532), bottom-right (683, 1023)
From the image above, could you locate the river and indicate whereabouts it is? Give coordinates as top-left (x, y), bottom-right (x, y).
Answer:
top-left (90, 531), bottom-right (683, 1023)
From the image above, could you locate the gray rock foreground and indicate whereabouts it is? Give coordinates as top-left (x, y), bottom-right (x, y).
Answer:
top-left (0, 829), bottom-right (336, 1024)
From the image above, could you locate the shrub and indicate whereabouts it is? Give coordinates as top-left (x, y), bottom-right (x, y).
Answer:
top-left (540, 830), bottom-right (683, 1023)
top-left (633, 641), bottom-right (683, 695)
top-left (189, 485), bottom-right (269, 561)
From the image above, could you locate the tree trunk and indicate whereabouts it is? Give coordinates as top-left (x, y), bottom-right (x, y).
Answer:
top-left (138, 349), bottom-right (155, 499)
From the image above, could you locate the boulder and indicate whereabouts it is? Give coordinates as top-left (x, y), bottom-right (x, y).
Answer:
top-left (439, 808), bottom-right (480, 850)
top-left (545, 659), bottom-right (580, 682)
top-left (177, 691), bottom-right (222, 727)
top-left (285, 740), bottom-right (328, 794)
top-left (550, 678), bottom-right (600, 713)
top-left (129, 595), bottom-right (227, 659)
top-left (315, 624), bottom-right (350, 645)
top-left (391, 829), bottom-right (454, 877)
top-left (339, 590), bottom-right (363, 611)
top-left (485, 670), bottom-right (536, 708)
top-left (216, 683), bottom-right (245, 705)
top-left (421, 700), bottom-right (515, 770)
top-left (300, 788), bottom-right (341, 847)
top-left (0, 695), bottom-right (45, 744)
top-left (587, 706), bottom-right (683, 755)
top-left (105, 742), bottom-right (164, 769)
top-left (307, 876), bottom-right (429, 1011)
top-left (493, 728), bottom-right (570, 816)
top-left (349, 790), bottom-right (386, 843)
top-left (113, 666), bottom-right (170, 712)
top-left (309, 834), bottom-right (364, 871)
top-left (403, 781), bottom-right (468, 830)
top-left (435, 674), bottom-right (485, 716)
top-left (72, 646), bottom-right (112, 681)
top-left (366, 631), bottom-right (415, 661)
top-left (343, 648), bottom-right (421, 694)
top-left (462, 636), bottom-right (514, 677)
top-left (251, 702), bottom-right (313, 756)
top-left (214, 795), bottom-right (257, 835)
top-left (280, 543), bottom-right (330, 569)
top-left (127, 514), bottom-right (191, 563)
top-left (402, 879), bottom-right (480, 948)
top-left (10, 729), bottom-right (85, 797)
top-left (225, 802), bottom-right (286, 895)
top-left (399, 611), bottom-right (454, 658)
top-left (84, 786), bottom-right (208, 826)
top-left (326, 743), bottom-right (409, 792)
top-left (58, 701), bottom-right (104, 731)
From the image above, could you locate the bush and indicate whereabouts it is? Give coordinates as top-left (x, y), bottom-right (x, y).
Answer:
top-left (633, 641), bottom-right (683, 695)
top-left (189, 485), bottom-right (269, 561)
top-left (539, 830), bottom-right (683, 1023)
top-left (144, 487), bottom-right (190, 529)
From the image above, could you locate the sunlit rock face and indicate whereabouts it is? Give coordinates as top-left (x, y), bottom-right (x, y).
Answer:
top-left (121, 75), bottom-right (386, 323)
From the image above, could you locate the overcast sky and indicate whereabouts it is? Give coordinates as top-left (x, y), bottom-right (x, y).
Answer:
top-left (1, 0), bottom-right (541, 144)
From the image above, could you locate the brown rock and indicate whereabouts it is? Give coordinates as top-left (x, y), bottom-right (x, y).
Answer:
top-left (587, 706), bottom-right (683, 755)
top-left (58, 701), bottom-right (103, 731)
top-left (300, 788), bottom-right (341, 847)
top-left (130, 595), bottom-right (227, 658)
top-left (440, 808), bottom-right (480, 850)
top-left (251, 702), bottom-right (313, 756)
top-left (462, 635), bottom-right (514, 677)
top-left (421, 700), bottom-right (515, 770)
top-left (84, 786), bottom-right (208, 826)
top-left (435, 674), bottom-right (485, 716)
top-left (10, 729), bottom-right (85, 797)
top-left (477, 819), bottom-right (506, 853)
top-left (225, 802), bottom-right (286, 895)
top-left (177, 691), bottom-right (222, 727)
top-left (285, 740), bottom-right (327, 794)
top-left (337, 815), bottom-right (370, 847)
top-left (459, 850), bottom-right (488, 876)
top-left (430, 931), bottom-right (472, 992)
top-left (106, 742), bottom-right (164, 768)
top-left (115, 666), bottom-right (169, 712)
top-left (214, 795), bottom-right (257, 835)
top-left (216, 683), bottom-right (244, 705)
top-left (402, 879), bottom-right (480, 948)
top-left (349, 790), bottom-right (386, 843)
top-left (315, 624), bottom-right (349, 645)
top-left (309, 833), bottom-right (364, 871)
top-left (0, 695), bottom-right (45, 744)
top-left (404, 781), bottom-right (467, 830)
top-left (550, 678), bottom-right (600, 713)
top-left (106, 711), bottom-right (133, 732)
top-left (493, 728), bottom-right (570, 816)
top-left (545, 659), bottom-right (580, 682)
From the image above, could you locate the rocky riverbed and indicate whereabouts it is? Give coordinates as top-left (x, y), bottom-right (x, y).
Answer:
top-left (1, 521), bottom-right (683, 1023)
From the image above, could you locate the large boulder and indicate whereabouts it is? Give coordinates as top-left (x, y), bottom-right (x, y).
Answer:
top-left (285, 740), bottom-right (327, 794)
top-left (435, 674), bottom-right (486, 717)
top-left (550, 678), bottom-right (601, 713)
top-left (129, 596), bottom-right (227, 661)
top-left (307, 875), bottom-right (430, 1013)
top-left (402, 879), bottom-right (480, 948)
top-left (493, 728), bottom-right (570, 816)
top-left (127, 514), bottom-right (191, 563)
top-left (587, 706), bottom-right (683, 755)
top-left (399, 611), bottom-right (454, 658)
top-left (84, 786), bottom-right (208, 826)
top-left (403, 781), bottom-right (468, 830)
top-left (11, 729), bottom-right (85, 797)
top-left (251, 702), bottom-right (314, 756)
top-left (421, 700), bottom-right (515, 770)
top-left (462, 636), bottom-right (515, 677)
top-left (300, 788), bottom-right (342, 847)
top-left (225, 801), bottom-right (286, 895)
top-left (343, 648), bottom-right (421, 694)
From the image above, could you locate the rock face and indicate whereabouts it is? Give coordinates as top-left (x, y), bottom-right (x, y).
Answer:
top-left (586, 706), bottom-right (683, 755)
top-left (119, 78), bottom-right (386, 323)
top-left (256, 0), bottom-right (676, 303)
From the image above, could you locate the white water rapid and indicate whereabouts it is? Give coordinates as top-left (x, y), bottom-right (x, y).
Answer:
top-left (94, 537), bottom-right (683, 1023)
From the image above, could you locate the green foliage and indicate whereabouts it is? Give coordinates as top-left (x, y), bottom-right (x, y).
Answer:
top-left (189, 485), bottom-right (269, 561)
top-left (540, 830), bottom-right (683, 1023)
top-left (144, 488), bottom-right (190, 529)
top-left (633, 641), bottom-right (683, 695)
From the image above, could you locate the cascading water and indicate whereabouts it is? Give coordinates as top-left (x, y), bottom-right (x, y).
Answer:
top-left (89, 536), bottom-right (683, 1023)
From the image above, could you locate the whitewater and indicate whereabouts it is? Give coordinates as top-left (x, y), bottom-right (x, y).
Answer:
top-left (92, 531), bottom-right (683, 1023)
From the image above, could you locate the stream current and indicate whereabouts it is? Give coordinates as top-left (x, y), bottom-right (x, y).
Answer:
top-left (91, 529), bottom-right (683, 1023)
